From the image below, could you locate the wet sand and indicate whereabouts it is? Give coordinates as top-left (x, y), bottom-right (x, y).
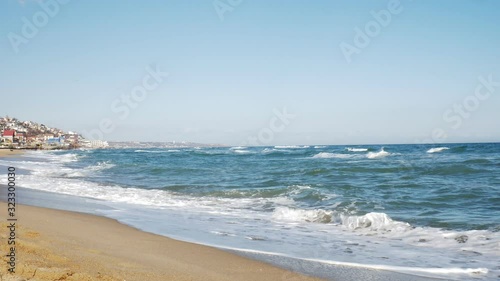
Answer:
top-left (0, 203), bottom-right (325, 281)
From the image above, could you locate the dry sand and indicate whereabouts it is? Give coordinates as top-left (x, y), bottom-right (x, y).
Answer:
top-left (0, 204), bottom-right (326, 281)
top-left (0, 149), bottom-right (24, 158)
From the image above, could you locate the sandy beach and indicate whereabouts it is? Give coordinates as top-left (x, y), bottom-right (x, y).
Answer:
top-left (0, 149), bottom-right (24, 158)
top-left (0, 203), bottom-right (325, 281)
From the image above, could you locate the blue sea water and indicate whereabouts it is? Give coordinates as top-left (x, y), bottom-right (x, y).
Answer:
top-left (1, 143), bottom-right (499, 280)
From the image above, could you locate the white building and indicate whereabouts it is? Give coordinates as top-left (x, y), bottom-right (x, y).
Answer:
top-left (80, 140), bottom-right (109, 148)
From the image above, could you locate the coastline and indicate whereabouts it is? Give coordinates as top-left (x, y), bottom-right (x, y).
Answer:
top-left (0, 203), bottom-right (325, 281)
top-left (1, 148), bottom-right (488, 281)
top-left (0, 187), bottom-right (449, 281)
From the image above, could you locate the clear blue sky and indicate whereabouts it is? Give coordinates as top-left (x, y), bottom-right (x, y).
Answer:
top-left (1, 0), bottom-right (499, 145)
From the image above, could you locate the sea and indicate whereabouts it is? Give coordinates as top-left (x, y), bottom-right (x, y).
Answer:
top-left (1, 143), bottom-right (499, 281)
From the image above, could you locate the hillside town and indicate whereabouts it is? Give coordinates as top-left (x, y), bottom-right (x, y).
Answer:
top-left (0, 116), bottom-right (108, 149)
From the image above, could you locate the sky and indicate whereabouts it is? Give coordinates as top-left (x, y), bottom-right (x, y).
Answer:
top-left (1, 0), bottom-right (499, 145)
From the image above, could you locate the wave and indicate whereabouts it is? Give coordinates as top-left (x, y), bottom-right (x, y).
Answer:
top-left (341, 212), bottom-right (411, 232)
top-left (233, 149), bottom-right (252, 154)
top-left (193, 150), bottom-right (228, 156)
top-left (366, 148), bottom-right (390, 159)
top-left (87, 161), bottom-right (116, 172)
top-left (272, 207), bottom-right (411, 232)
top-left (346, 147), bottom-right (368, 152)
top-left (274, 145), bottom-right (310, 149)
top-left (312, 152), bottom-right (353, 159)
top-left (427, 147), bottom-right (450, 154)
top-left (314, 145), bottom-right (326, 149)
top-left (26, 152), bottom-right (80, 163)
top-left (273, 206), bottom-right (334, 223)
top-left (7, 148), bottom-right (499, 280)
top-left (229, 146), bottom-right (247, 150)
top-left (210, 231), bottom-right (236, 237)
top-left (134, 150), bottom-right (166, 153)
top-left (262, 148), bottom-right (309, 155)
top-left (261, 148), bottom-right (277, 154)
top-left (54, 161), bottom-right (117, 178)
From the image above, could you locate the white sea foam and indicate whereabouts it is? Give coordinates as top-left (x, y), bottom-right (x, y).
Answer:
top-left (261, 148), bottom-right (275, 154)
top-left (272, 207), bottom-right (411, 232)
top-left (233, 149), bottom-right (252, 154)
top-left (427, 147), bottom-right (450, 153)
top-left (197, 245), bottom-right (489, 280)
top-left (273, 207), bottom-right (333, 223)
top-left (366, 148), bottom-right (390, 159)
top-left (23, 152), bottom-right (80, 163)
top-left (4, 152), bottom-right (291, 213)
top-left (87, 161), bottom-right (116, 171)
top-left (230, 146), bottom-right (247, 150)
top-left (5, 150), bottom-right (499, 281)
top-left (346, 147), bottom-right (368, 152)
top-left (312, 152), bottom-right (352, 159)
top-left (340, 212), bottom-right (411, 232)
top-left (314, 145), bottom-right (326, 148)
top-left (274, 145), bottom-right (309, 149)
top-left (262, 148), bottom-right (292, 154)
top-left (301, 257), bottom-right (488, 279)
top-left (134, 150), bottom-right (168, 153)
top-left (210, 231), bottom-right (237, 237)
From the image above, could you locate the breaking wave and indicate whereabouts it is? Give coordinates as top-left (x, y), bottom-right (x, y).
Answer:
top-left (272, 207), bottom-right (411, 232)
top-left (312, 152), bottom-right (353, 159)
top-left (346, 147), bottom-right (368, 152)
top-left (366, 148), bottom-right (390, 159)
top-left (427, 147), bottom-right (450, 154)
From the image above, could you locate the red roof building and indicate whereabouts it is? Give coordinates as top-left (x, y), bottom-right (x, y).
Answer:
top-left (2, 130), bottom-right (15, 137)
top-left (1, 130), bottom-right (16, 142)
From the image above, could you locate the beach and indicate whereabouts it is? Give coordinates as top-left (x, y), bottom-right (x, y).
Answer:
top-left (0, 146), bottom-right (497, 281)
top-left (0, 149), bottom-right (24, 158)
top-left (0, 203), bottom-right (324, 281)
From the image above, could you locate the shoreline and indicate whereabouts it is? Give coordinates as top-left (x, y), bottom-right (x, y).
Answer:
top-left (0, 187), bottom-right (448, 281)
top-left (0, 150), bottom-right (475, 281)
top-left (0, 203), bottom-right (325, 281)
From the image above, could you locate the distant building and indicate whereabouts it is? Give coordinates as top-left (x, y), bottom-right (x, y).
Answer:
top-left (63, 132), bottom-right (79, 144)
top-left (16, 132), bottom-right (26, 143)
top-left (26, 136), bottom-right (38, 144)
top-left (80, 139), bottom-right (109, 148)
top-left (1, 130), bottom-right (16, 143)
top-left (42, 133), bottom-right (55, 140)
top-left (47, 137), bottom-right (65, 145)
